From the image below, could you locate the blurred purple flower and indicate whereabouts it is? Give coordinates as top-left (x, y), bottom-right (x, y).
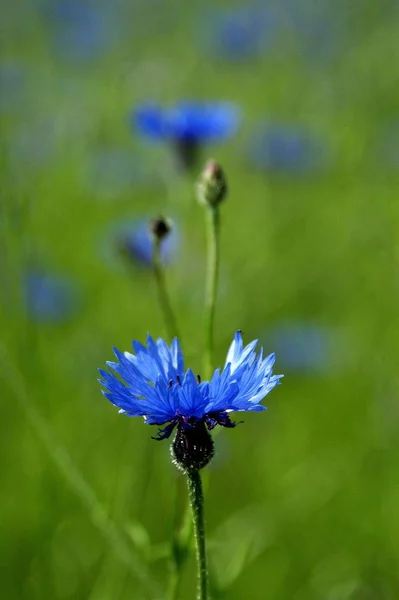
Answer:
top-left (103, 218), bottom-right (179, 270)
top-left (249, 122), bottom-right (327, 174)
top-left (199, 7), bottom-right (276, 62)
top-left (24, 272), bottom-right (79, 323)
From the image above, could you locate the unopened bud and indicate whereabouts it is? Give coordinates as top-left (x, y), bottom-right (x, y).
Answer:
top-left (196, 160), bottom-right (227, 208)
top-left (149, 216), bottom-right (172, 241)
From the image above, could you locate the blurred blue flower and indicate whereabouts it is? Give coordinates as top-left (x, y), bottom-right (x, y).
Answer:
top-left (249, 123), bottom-right (326, 173)
top-left (264, 322), bottom-right (333, 373)
top-left (132, 101), bottom-right (240, 169)
top-left (200, 7), bottom-right (275, 62)
top-left (24, 272), bottom-right (79, 323)
top-left (134, 101), bottom-right (240, 143)
top-left (99, 330), bottom-right (282, 440)
top-left (45, 0), bottom-right (121, 63)
top-left (104, 218), bottom-right (179, 270)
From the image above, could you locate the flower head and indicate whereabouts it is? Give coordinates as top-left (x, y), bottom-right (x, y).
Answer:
top-left (133, 101), bottom-right (240, 143)
top-left (103, 218), bottom-right (179, 270)
top-left (99, 331), bottom-right (282, 445)
top-left (132, 101), bottom-right (240, 170)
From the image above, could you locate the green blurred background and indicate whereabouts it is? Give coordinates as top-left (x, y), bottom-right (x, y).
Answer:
top-left (1, 1), bottom-right (399, 598)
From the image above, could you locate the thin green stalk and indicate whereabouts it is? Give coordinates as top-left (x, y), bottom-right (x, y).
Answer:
top-left (186, 469), bottom-right (208, 600)
top-left (204, 206), bottom-right (220, 379)
top-left (0, 345), bottom-right (160, 597)
top-left (153, 238), bottom-right (179, 340)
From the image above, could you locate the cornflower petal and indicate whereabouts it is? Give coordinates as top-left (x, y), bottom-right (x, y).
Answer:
top-left (170, 337), bottom-right (184, 374)
top-left (206, 365), bottom-right (240, 413)
top-left (177, 369), bottom-right (208, 417)
top-left (225, 331), bottom-right (258, 374)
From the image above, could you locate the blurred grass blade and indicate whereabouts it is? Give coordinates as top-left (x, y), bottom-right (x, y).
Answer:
top-left (0, 344), bottom-right (162, 599)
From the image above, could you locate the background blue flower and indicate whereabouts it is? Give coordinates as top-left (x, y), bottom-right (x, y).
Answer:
top-left (102, 218), bottom-right (179, 270)
top-left (133, 101), bottom-right (241, 143)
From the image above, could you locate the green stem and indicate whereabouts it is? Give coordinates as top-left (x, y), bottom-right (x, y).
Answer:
top-left (187, 469), bottom-right (208, 600)
top-left (153, 238), bottom-right (179, 340)
top-left (204, 206), bottom-right (220, 379)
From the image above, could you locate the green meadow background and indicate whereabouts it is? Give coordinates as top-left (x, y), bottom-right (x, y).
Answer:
top-left (1, 1), bottom-right (398, 599)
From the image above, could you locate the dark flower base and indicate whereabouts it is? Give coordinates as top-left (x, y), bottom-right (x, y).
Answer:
top-left (171, 420), bottom-right (215, 471)
top-left (173, 136), bottom-right (200, 172)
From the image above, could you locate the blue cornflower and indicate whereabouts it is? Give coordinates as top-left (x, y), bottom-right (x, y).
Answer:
top-left (134, 101), bottom-right (240, 143)
top-left (103, 217), bottom-right (179, 270)
top-left (132, 101), bottom-right (240, 170)
top-left (99, 331), bottom-right (282, 442)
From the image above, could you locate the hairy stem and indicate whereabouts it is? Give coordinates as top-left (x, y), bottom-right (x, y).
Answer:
top-left (187, 469), bottom-right (208, 600)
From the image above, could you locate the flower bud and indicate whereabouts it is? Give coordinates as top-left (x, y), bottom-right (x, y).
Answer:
top-left (196, 160), bottom-right (227, 208)
top-left (149, 216), bottom-right (172, 241)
